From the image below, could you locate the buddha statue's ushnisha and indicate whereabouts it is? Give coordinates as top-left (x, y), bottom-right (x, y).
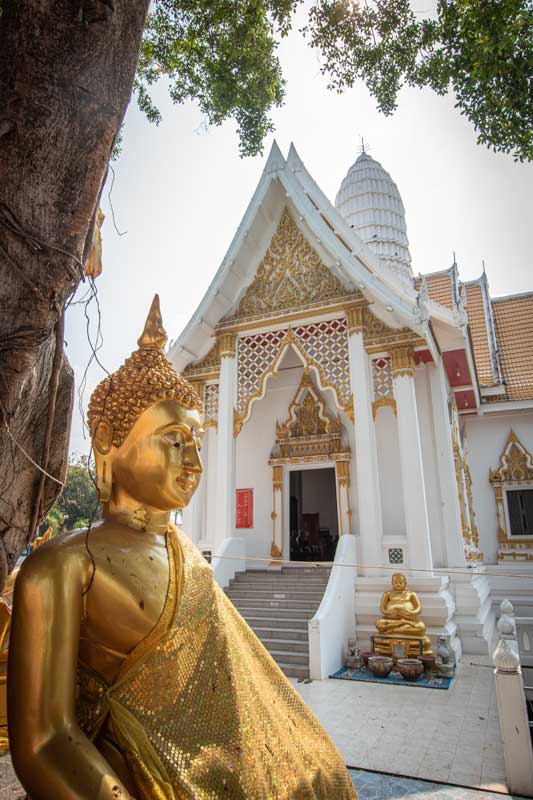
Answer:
top-left (8, 296), bottom-right (357, 800)
top-left (374, 573), bottom-right (432, 656)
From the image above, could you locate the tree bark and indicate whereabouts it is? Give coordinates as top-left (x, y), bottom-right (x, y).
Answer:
top-left (0, 0), bottom-right (150, 581)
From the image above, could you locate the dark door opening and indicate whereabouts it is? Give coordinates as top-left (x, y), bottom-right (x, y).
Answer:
top-left (289, 468), bottom-right (339, 561)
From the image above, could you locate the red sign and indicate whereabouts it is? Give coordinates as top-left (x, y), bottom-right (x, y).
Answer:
top-left (236, 488), bottom-right (253, 529)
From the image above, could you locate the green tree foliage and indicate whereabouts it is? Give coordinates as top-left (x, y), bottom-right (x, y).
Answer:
top-left (307, 0), bottom-right (533, 161)
top-left (47, 455), bottom-right (100, 533)
top-left (135, 0), bottom-right (300, 156)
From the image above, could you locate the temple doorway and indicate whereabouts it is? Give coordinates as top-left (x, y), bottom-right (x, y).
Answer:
top-left (289, 468), bottom-right (339, 562)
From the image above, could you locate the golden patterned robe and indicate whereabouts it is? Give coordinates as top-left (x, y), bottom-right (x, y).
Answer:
top-left (77, 527), bottom-right (356, 799)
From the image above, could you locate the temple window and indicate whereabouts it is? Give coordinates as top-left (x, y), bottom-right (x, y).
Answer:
top-left (506, 489), bottom-right (533, 536)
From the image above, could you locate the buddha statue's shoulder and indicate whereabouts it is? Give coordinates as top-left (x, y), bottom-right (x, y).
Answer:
top-left (15, 525), bottom-right (106, 589)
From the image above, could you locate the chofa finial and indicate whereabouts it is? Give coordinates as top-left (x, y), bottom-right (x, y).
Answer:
top-left (137, 294), bottom-right (168, 351)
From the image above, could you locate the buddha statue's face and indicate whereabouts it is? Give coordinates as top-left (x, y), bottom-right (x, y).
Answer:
top-left (391, 574), bottom-right (407, 592)
top-left (97, 400), bottom-right (204, 512)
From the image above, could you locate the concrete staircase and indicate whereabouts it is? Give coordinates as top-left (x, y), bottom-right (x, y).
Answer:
top-left (224, 565), bottom-right (331, 679)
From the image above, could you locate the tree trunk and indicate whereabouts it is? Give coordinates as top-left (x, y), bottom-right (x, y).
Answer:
top-left (0, 0), bottom-right (150, 583)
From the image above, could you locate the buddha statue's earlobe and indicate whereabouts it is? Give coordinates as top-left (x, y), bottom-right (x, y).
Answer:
top-left (93, 420), bottom-right (114, 503)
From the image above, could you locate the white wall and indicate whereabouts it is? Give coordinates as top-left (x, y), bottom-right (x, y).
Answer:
top-left (415, 365), bottom-right (447, 568)
top-left (235, 362), bottom-right (303, 564)
top-left (463, 412), bottom-right (533, 564)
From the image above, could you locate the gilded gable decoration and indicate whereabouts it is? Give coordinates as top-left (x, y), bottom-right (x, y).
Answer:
top-left (226, 211), bottom-right (352, 322)
top-left (183, 342), bottom-right (220, 379)
top-left (490, 430), bottom-right (533, 485)
top-left (489, 430), bottom-right (533, 561)
top-left (235, 319), bottom-right (351, 434)
top-left (364, 308), bottom-right (423, 351)
top-left (269, 370), bottom-right (349, 465)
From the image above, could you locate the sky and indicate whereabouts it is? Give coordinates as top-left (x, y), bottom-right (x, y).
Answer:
top-left (66, 4), bottom-right (533, 456)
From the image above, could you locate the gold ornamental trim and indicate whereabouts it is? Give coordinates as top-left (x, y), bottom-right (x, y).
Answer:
top-left (490, 430), bottom-right (533, 558)
top-left (224, 210), bottom-right (354, 323)
top-left (216, 295), bottom-right (363, 335)
top-left (390, 345), bottom-right (415, 378)
top-left (372, 397), bottom-right (397, 419)
top-left (183, 342), bottom-right (221, 380)
top-left (237, 327), bottom-right (349, 433)
top-left (233, 409), bottom-right (243, 438)
top-left (345, 305), bottom-right (366, 335)
top-left (217, 332), bottom-right (237, 359)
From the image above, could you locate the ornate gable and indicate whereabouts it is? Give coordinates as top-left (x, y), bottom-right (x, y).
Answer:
top-left (183, 342), bottom-right (220, 379)
top-left (226, 211), bottom-right (352, 321)
top-left (490, 430), bottom-right (533, 484)
top-left (269, 369), bottom-right (348, 463)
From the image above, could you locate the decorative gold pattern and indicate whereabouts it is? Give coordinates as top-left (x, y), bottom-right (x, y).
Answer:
top-left (226, 210), bottom-right (353, 321)
top-left (204, 383), bottom-right (219, 429)
top-left (371, 357), bottom-right (397, 418)
top-left (88, 296), bottom-right (202, 447)
top-left (364, 309), bottom-right (419, 350)
top-left (390, 346), bottom-right (415, 378)
top-left (236, 320), bottom-right (350, 428)
top-left (269, 371), bottom-right (349, 465)
top-left (218, 332), bottom-right (237, 359)
top-left (182, 342), bottom-right (220, 379)
top-left (271, 466), bottom-right (284, 559)
top-left (490, 430), bottom-right (533, 560)
top-left (345, 305), bottom-right (366, 335)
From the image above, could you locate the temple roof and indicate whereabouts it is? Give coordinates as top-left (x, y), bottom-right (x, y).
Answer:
top-left (491, 292), bottom-right (533, 402)
top-left (335, 152), bottom-right (412, 285)
top-left (417, 267), bottom-right (533, 406)
top-left (169, 141), bottom-right (458, 373)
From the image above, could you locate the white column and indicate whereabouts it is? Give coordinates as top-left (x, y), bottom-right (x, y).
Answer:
top-left (428, 363), bottom-right (466, 567)
top-left (346, 307), bottom-right (383, 571)
top-left (214, 333), bottom-right (237, 551)
top-left (183, 380), bottom-right (206, 545)
top-left (391, 346), bottom-right (433, 571)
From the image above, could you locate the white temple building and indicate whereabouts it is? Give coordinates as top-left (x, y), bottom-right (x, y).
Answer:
top-left (170, 143), bottom-right (533, 678)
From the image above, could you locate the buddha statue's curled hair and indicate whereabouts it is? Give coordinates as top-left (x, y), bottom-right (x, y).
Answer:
top-left (88, 295), bottom-right (202, 448)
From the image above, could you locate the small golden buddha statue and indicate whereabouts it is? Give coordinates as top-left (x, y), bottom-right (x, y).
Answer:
top-left (374, 573), bottom-right (432, 657)
top-left (8, 296), bottom-right (356, 800)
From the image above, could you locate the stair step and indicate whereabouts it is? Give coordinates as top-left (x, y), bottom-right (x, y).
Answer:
top-left (267, 649), bottom-right (309, 665)
top-left (249, 626), bottom-right (309, 640)
top-left (228, 596), bottom-right (320, 609)
top-left (229, 579), bottom-right (329, 590)
top-left (262, 638), bottom-right (309, 653)
top-left (226, 589), bottom-right (325, 601)
top-left (237, 606), bottom-right (316, 620)
top-left (275, 662), bottom-right (310, 679)
top-left (243, 616), bottom-right (309, 630)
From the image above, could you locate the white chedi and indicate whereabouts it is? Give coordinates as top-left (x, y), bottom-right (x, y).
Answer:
top-left (335, 151), bottom-right (413, 285)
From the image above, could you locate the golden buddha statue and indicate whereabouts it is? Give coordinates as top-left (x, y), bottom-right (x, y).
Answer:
top-left (374, 573), bottom-right (432, 657)
top-left (8, 296), bottom-right (356, 800)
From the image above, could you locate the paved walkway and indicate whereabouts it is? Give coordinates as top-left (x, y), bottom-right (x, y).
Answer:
top-left (348, 769), bottom-right (521, 800)
top-left (293, 657), bottom-right (508, 793)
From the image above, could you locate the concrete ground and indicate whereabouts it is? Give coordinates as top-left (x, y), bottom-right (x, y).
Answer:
top-left (293, 657), bottom-right (509, 793)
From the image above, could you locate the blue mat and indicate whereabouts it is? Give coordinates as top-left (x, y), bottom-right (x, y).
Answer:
top-left (330, 666), bottom-right (452, 690)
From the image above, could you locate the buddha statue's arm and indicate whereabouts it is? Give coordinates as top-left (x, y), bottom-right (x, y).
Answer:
top-left (403, 592), bottom-right (422, 620)
top-left (379, 591), bottom-right (391, 617)
top-left (8, 545), bottom-right (131, 800)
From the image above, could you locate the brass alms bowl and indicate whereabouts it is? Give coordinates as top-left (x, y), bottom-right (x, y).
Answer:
top-left (367, 656), bottom-right (394, 678)
top-left (397, 658), bottom-right (424, 682)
